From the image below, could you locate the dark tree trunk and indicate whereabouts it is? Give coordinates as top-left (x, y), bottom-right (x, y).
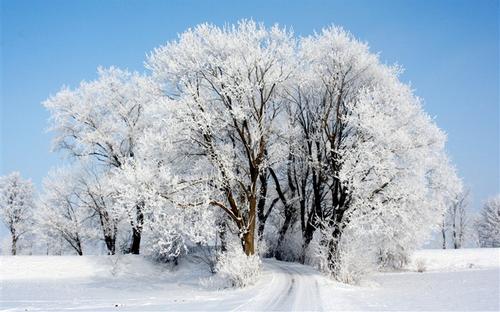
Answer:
top-left (441, 221), bottom-right (447, 249)
top-left (302, 214), bottom-right (317, 257)
top-left (326, 228), bottom-right (341, 272)
top-left (130, 228), bottom-right (141, 254)
top-left (129, 202), bottom-right (144, 255)
top-left (257, 170), bottom-right (268, 239)
top-left (9, 225), bottom-right (18, 255)
top-left (452, 218), bottom-right (458, 249)
top-left (73, 232), bottom-right (84, 256)
top-left (269, 165), bottom-right (296, 260)
top-left (98, 211), bottom-right (117, 255)
top-left (76, 241), bottom-right (83, 256)
top-left (218, 220), bottom-right (227, 253)
top-left (301, 148), bottom-right (325, 259)
top-left (302, 184), bottom-right (321, 258)
top-left (275, 211), bottom-right (293, 260)
top-left (104, 230), bottom-right (116, 255)
top-left (11, 235), bottom-right (17, 256)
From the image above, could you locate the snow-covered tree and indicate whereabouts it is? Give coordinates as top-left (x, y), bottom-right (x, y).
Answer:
top-left (36, 164), bottom-right (122, 255)
top-left (37, 167), bottom-right (98, 255)
top-left (0, 172), bottom-right (35, 255)
top-left (108, 155), bottom-right (217, 262)
top-left (452, 190), bottom-right (470, 249)
top-left (79, 167), bottom-right (124, 255)
top-left (147, 20), bottom-right (296, 255)
top-left (477, 195), bottom-right (500, 248)
top-left (44, 67), bottom-right (164, 254)
top-left (273, 26), bottom-right (463, 275)
top-left (336, 74), bottom-right (461, 271)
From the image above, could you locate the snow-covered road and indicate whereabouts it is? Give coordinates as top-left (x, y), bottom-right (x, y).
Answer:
top-left (1, 248), bottom-right (499, 311)
top-left (0, 256), bottom-right (331, 311)
top-left (232, 260), bottom-right (325, 311)
top-left (264, 261), bottom-right (323, 311)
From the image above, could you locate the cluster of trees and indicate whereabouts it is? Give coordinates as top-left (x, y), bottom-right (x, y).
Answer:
top-left (439, 190), bottom-right (500, 250)
top-left (1, 22), bottom-right (498, 282)
top-left (440, 189), bottom-right (470, 249)
top-left (477, 195), bottom-right (500, 248)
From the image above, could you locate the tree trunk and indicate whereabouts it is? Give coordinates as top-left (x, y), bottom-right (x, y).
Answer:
top-left (104, 235), bottom-right (116, 255)
top-left (218, 219), bottom-right (227, 253)
top-left (269, 165), bottom-right (296, 260)
top-left (452, 218), bottom-right (458, 249)
top-left (11, 234), bottom-right (17, 256)
top-left (103, 222), bottom-right (116, 255)
top-left (242, 231), bottom-right (255, 256)
top-left (275, 212), bottom-right (293, 260)
top-left (242, 195), bottom-right (257, 256)
top-left (457, 230), bottom-right (463, 249)
top-left (105, 223), bottom-right (117, 255)
top-left (300, 164), bottom-right (323, 261)
top-left (75, 235), bottom-right (83, 256)
top-left (301, 212), bottom-right (317, 254)
top-left (326, 230), bottom-right (340, 272)
top-left (129, 203), bottom-right (144, 254)
top-left (129, 227), bottom-right (142, 255)
top-left (257, 171), bottom-right (268, 239)
top-left (98, 209), bottom-right (117, 255)
top-left (441, 221), bottom-right (447, 249)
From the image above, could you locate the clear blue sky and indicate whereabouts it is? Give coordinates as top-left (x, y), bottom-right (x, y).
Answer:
top-left (1, 0), bottom-right (499, 213)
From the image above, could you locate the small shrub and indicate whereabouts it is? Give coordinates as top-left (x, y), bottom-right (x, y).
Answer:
top-left (109, 254), bottom-right (121, 277)
top-left (330, 244), bottom-right (373, 284)
top-left (311, 230), bottom-right (374, 285)
top-left (215, 245), bottom-right (261, 288)
top-left (378, 248), bottom-right (410, 270)
top-left (191, 245), bottom-right (218, 273)
top-left (415, 258), bottom-right (427, 273)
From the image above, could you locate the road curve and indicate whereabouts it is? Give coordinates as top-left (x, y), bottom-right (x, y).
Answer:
top-left (235, 259), bottom-right (324, 311)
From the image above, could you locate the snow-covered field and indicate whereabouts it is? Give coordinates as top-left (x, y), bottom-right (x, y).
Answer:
top-left (0, 248), bottom-right (498, 311)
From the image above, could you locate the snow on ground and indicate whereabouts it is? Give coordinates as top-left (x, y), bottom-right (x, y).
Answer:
top-left (0, 248), bottom-right (498, 311)
top-left (409, 248), bottom-right (500, 271)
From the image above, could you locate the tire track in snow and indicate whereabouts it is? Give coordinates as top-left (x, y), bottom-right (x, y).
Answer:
top-left (240, 259), bottom-right (324, 311)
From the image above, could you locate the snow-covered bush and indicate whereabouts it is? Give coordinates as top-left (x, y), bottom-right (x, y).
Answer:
top-left (331, 245), bottom-right (374, 284)
top-left (109, 254), bottom-right (122, 277)
top-left (190, 245), bottom-right (219, 274)
top-left (215, 244), bottom-right (262, 288)
top-left (415, 258), bottom-right (427, 273)
top-left (377, 245), bottom-right (410, 270)
top-left (311, 226), bottom-right (375, 285)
